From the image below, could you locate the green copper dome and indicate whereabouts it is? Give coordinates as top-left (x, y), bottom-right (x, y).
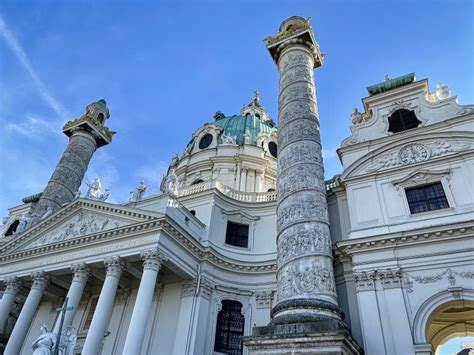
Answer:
top-left (215, 114), bottom-right (277, 145)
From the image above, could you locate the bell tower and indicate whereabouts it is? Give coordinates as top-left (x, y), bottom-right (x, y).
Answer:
top-left (33, 99), bottom-right (115, 220)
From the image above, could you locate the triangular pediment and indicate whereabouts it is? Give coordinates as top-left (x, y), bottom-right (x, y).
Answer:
top-left (1, 199), bottom-right (161, 254)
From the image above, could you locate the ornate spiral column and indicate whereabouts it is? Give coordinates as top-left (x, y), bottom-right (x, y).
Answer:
top-left (269, 16), bottom-right (341, 326)
top-left (82, 257), bottom-right (125, 355)
top-left (123, 248), bottom-right (168, 354)
top-left (244, 16), bottom-right (361, 354)
top-left (4, 272), bottom-right (48, 355)
top-left (0, 277), bottom-right (21, 333)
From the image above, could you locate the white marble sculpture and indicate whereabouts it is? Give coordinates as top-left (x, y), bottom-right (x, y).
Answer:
top-left (221, 132), bottom-right (237, 145)
top-left (350, 108), bottom-right (363, 125)
top-left (436, 83), bottom-right (452, 100)
top-left (32, 324), bottom-right (56, 355)
top-left (130, 181), bottom-right (148, 202)
top-left (244, 129), bottom-right (252, 144)
top-left (58, 326), bottom-right (77, 355)
top-left (164, 169), bottom-right (179, 195)
top-left (41, 207), bottom-right (53, 220)
top-left (15, 212), bottom-right (31, 235)
top-left (85, 178), bottom-right (102, 199)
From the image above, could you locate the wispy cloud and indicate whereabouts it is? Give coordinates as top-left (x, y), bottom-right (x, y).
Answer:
top-left (5, 114), bottom-right (62, 139)
top-left (0, 15), bottom-right (69, 119)
top-left (322, 147), bottom-right (338, 161)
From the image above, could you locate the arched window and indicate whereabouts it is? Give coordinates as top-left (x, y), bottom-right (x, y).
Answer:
top-left (267, 188), bottom-right (275, 192)
top-left (199, 134), bottom-right (213, 149)
top-left (4, 220), bottom-right (20, 236)
top-left (214, 300), bottom-right (245, 354)
top-left (97, 112), bottom-right (105, 124)
top-left (190, 210), bottom-right (196, 216)
top-left (388, 109), bottom-right (421, 133)
top-left (191, 179), bottom-right (204, 185)
top-left (268, 141), bottom-right (278, 158)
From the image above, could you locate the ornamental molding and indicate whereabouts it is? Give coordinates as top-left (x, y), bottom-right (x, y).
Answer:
top-left (353, 268), bottom-right (402, 292)
top-left (221, 209), bottom-right (260, 222)
top-left (391, 169), bottom-right (451, 190)
top-left (0, 215), bottom-right (276, 277)
top-left (341, 132), bottom-right (474, 180)
top-left (0, 199), bottom-right (157, 255)
top-left (402, 268), bottom-right (474, 293)
top-left (337, 222), bottom-right (474, 256)
top-left (255, 290), bottom-right (274, 309)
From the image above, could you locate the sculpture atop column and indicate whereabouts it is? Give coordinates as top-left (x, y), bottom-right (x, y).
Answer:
top-left (32, 99), bottom-right (115, 226)
top-left (244, 16), bottom-right (361, 354)
top-left (130, 181), bottom-right (148, 202)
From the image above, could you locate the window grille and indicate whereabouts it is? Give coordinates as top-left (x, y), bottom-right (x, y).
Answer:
top-left (214, 300), bottom-right (244, 355)
top-left (405, 182), bottom-right (449, 214)
top-left (225, 222), bottom-right (249, 248)
top-left (388, 109), bottom-right (421, 133)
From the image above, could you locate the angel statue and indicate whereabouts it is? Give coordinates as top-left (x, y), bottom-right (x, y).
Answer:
top-left (58, 326), bottom-right (77, 355)
top-left (32, 323), bottom-right (56, 355)
top-left (130, 181), bottom-right (148, 202)
top-left (164, 169), bottom-right (179, 196)
top-left (85, 178), bottom-right (102, 199)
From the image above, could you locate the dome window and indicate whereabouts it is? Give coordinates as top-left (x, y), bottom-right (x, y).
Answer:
top-left (199, 134), bottom-right (213, 149)
top-left (388, 109), bottom-right (421, 133)
top-left (268, 141), bottom-right (278, 158)
top-left (4, 220), bottom-right (20, 236)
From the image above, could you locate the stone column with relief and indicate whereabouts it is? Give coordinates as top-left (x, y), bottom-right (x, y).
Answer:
top-left (244, 16), bottom-right (361, 354)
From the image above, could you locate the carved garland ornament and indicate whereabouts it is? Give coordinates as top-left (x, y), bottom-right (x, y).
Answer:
top-left (403, 268), bottom-right (474, 293)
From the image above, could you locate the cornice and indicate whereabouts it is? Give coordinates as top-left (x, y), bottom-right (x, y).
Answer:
top-left (0, 199), bottom-right (157, 255)
top-left (336, 221), bottom-right (474, 256)
top-left (0, 211), bottom-right (277, 276)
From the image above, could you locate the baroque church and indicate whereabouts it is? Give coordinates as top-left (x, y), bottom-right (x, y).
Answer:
top-left (1, 16), bottom-right (473, 355)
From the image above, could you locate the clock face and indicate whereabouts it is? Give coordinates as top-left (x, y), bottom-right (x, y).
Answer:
top-left (399, 143), bottom-right (429, 164)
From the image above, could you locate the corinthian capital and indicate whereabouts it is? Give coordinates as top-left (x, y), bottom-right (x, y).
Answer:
top-left (141, 248), bottom-right (168, 272)
top-left (104, 257), bottom-right (126, 278)
top-left (71, 263), bottom-right (91, 284)
top-left (30, 271), bottom-right (49, 291)
top-left (4, 276), bottom-right (21, 295)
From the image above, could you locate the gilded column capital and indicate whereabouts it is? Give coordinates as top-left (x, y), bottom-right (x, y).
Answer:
top-left (4, 276), bottom-right (21, 295)
top-left (141, 248), bottom-right (168, 272)
top-left (104, 256), bottom-right (126, 278)
top-left (71, 263), bottom-right (91, 284)
top-left (30, 271), bottom-right (49, 291)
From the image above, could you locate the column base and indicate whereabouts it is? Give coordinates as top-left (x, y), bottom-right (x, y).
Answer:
top-left (244, 319), bottom-right (363, 354)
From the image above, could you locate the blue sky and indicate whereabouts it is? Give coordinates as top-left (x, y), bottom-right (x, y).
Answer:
top-left (0, 0), bottom-right (473, 215)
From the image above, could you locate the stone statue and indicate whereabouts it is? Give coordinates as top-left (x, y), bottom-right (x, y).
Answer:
top-left (244, 129), bottom-right (252, 144)
top-left (221, 132), bottom-right (237, 145)
top-left (32, 323), bottom-right (56, 355)
top-left (58, 326), bottom-right (77, 355)
top-left (384, 74), bottom-right (390, 81)
top-left (96, 188), bottom-right (110, 202)
top-left (85, 178), bottom-right (102, 199)
top-left (164, 169), bottom-right (178, 195)
top-left (436, 83), bottom-right (452, 100)
top-left (171, 154), bottom-right (179, 166)
top-left (15, 212), bottom-right (32, 234)
top-left (130, 181), bottom-right (147, 202)
top-left (350, 108), bottom-right (363, 125)
top-left (41, 207), bottom-right (53, 220)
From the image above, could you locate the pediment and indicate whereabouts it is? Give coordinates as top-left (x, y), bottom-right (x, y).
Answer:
top-left (342, 133), bottom-right (474, 179)
top-left (1, 199), bottom-right (160, 254)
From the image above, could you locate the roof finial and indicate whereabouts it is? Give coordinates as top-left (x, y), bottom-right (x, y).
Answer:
top-left (253, 90), bottom-right (260, 104)
top-left (384, 74), bottom-right (390, 81)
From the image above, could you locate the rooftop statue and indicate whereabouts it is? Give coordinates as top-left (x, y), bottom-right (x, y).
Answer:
top-left (130, 181), bottom-right (148, 202)
top-left (32, 323), bottom-right (56, 355)
top-left (436, 83), bottom-right (452, 100)
top-left (85, 178), bottom-right (102, 199)
top-left (351, 108), bottom-right (364, 125)
top-left (15, 212), bottom-right (32, 235)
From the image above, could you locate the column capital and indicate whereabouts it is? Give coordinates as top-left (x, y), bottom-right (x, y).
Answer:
top-left (4, 276), bottom-right (22, 295)
top-left (141, 248), bottom-right (168, 271)
top-left (353, 271), bottom-right (377, 292)
top-left (104, 256), bottom-right (126, 278)
top-left (265, 16), bottom-right (323, 68)
top-left (377, 268), bottom-right (402, 290)
top-left (71, 263), bottom-right (91, 284)
top-left (30, 271), bottom-right (48, 291)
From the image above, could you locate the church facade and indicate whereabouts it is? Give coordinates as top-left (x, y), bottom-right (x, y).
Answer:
top-left (0, 17), bottom-right (473, 355)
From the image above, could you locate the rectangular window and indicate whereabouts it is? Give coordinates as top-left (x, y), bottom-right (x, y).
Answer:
top-left (405, 182), bottom-right (449, 214)
top-left (82, 296), bottom-right (99, 331)
top-left (225, 222), bottom-right (249, 248)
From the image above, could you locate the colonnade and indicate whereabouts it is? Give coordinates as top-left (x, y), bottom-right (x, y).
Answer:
top-left (0, 248), bottom-right (167, 355)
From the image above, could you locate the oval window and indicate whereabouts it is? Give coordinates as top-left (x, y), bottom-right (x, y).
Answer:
top-left (199, 134), bottom-right (213, 149)
top-left (268, 142), bottom-right (278, 158)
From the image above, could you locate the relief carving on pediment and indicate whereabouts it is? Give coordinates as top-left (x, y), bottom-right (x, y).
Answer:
top-left (30, 211), bottom-right (128, 248)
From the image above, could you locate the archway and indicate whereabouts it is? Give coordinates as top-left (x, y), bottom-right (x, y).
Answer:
top-left (426, 300), bottom-right (474, 354)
